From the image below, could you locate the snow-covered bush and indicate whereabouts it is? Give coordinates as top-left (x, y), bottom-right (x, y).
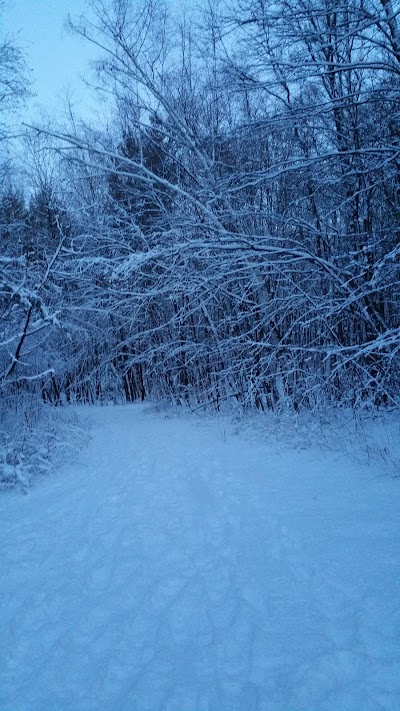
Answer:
top-left (0, 393), bottom-right (86, 492)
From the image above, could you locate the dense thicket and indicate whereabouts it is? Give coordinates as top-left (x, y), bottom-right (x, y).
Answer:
top-left (2, 0), bottom-right (400, 419)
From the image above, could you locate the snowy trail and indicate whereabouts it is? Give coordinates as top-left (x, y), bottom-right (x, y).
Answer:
top-left (1, 405), bottom-right (399, 711)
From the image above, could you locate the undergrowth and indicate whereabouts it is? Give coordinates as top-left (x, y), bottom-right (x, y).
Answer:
top-left (0, 394), bottom-right (87, 493)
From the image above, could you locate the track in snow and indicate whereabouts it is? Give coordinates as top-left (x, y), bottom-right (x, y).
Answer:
top-left (1, 405), bottom-right (399, 710)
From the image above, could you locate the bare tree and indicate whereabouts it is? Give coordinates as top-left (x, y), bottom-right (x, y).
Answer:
top-left (31, 0), bottom-right (400, 412)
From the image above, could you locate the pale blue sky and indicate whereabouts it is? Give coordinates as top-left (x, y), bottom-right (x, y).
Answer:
top-left (6, 0), bottom-right (99, 116)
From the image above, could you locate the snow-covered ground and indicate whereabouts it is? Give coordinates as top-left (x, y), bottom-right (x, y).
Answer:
top-left (1, 404), bottom-right (399, 710)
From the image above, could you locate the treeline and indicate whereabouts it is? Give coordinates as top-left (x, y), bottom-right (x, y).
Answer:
top-left (1, 0), bottom-right (400, 414)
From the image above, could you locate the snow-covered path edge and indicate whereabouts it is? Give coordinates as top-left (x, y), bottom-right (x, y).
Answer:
top-left (1, 404), bottom-right (399, 711)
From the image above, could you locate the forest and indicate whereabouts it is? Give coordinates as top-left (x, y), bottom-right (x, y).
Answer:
top-left (1, 0), bottom-right (400, 486)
